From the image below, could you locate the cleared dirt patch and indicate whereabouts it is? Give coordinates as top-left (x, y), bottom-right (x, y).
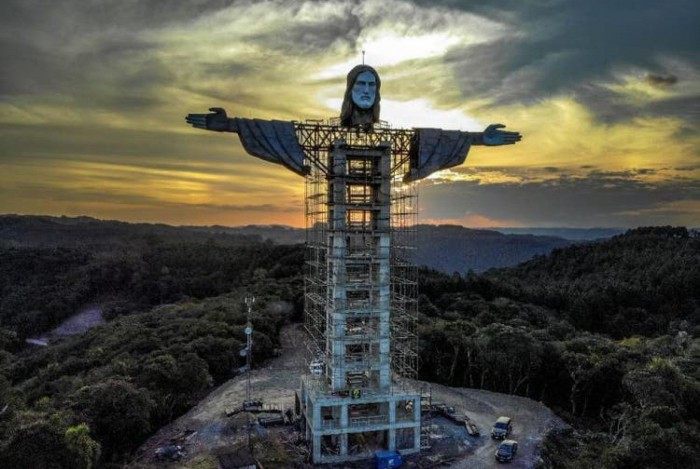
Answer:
top-left (133, 324), bottom-right (566, 468)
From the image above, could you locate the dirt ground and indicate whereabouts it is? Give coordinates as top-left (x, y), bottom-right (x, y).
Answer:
top-left (133, 323), bottom-right (566, 468)
top-left (415, 383), bottom-right (566, 468)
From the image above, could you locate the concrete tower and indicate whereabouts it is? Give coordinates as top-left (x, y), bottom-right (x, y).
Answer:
top-left (299, 141), bottom-right (421, 463)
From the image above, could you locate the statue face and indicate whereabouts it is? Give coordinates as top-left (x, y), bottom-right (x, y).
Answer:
top-left (351, 70), bottom-right (377, 110)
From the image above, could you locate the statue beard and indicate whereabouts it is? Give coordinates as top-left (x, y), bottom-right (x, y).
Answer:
top-left (340, 100), bottom-right (380, 127)
top-left (350, 106), bottom-right (375, 126)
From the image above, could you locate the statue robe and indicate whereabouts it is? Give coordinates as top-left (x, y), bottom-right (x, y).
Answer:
top-left (231, 118), bottom-right (308, 176)
top-left (231, 118), bottom-right (472, 182)
top-left (405, 128), bottom-right (472, 182)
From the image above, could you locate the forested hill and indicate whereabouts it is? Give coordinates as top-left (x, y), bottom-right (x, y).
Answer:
top-left (417, 226), bottom-right (699, 468)
top-left (1, 215), bottom-right (571, 273)
top-left (485, 226), bottom-right (699, 337)
top-left (0, 225), bottom-right (697, 467)
top-left (414, 224), bottom-right (570, 273)
top-left (0, 214), bottom-right (263, 248)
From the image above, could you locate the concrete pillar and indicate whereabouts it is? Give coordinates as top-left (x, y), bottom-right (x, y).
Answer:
top-left (388, 399), bottom-right (397, 451)
top-left (313, 434), bottom-right (322, 462)
top-left (312, 401), bottom-right (321, 430)
top-left (341, 403), bottom-right (349, 428)
top-left (340, 433), bottom-right (348, 456)
top-left (414, 397), bottom-right (422, 450)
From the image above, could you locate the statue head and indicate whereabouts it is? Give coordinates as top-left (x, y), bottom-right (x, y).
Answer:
top-left (340, 64), bottom-right (381, 127)
top-left (352, 70), bottom-right (377, 110)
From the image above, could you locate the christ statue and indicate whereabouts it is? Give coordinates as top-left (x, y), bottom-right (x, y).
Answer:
top-left (185, 64), bottom-right (521, 181)
top-left (185, 64), bottom-right (521, 464)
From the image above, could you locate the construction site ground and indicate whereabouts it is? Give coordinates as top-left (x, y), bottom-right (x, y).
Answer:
top-left (132, 323), bottom-right (566, 468)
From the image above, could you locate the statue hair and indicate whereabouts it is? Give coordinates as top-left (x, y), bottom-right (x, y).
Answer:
top-left (340, 65), bottom-right (381, 127)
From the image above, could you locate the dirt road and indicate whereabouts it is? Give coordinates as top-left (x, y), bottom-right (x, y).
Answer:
top-left (133, 323), bottom-right (306, 465)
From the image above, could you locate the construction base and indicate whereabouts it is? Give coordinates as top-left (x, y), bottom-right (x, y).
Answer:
top-left (299, 378), bottom-right (420, 463)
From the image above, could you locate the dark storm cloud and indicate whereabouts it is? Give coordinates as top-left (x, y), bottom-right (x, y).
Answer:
top-left (244, 6), bottom-right (362, 55)
top-left (6, 0), bottom-right (695, 121)
top-left (420, 172), bottom-right (699, 227)
top-left (646, 74), bottom-right (678, 87)
top-left (573, 82), bottom-right (700, 124)
top-left (0, 0), bottom-right (233, 99)
top-left (1, 0), bottom-right (697, 228)
top-left (1, 0), bottom-right (236, 36)
top-left (427, 0), bottom-right (699, 122)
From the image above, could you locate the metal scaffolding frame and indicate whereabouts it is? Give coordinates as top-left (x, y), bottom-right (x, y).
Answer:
top-left (389, 156), bottom-right (419, 381)
top-left (301, 120), bottom-right (418, 386)
top-left (295, 119), bottom-right (416, 176)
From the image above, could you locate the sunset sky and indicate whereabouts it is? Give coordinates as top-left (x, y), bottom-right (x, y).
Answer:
top-left (1, 0), bottom-right (698, 228)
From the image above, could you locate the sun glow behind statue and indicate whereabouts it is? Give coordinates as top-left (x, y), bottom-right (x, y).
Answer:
top-left (323, 97), bottom-right (483, 131)
top-left (315, 27), bottom-right (488, 131)
top-left (316, 31), bottom-right (464, 79)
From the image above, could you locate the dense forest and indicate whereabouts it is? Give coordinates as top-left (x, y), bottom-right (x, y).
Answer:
top-left (0, 224), bottom-right (698, 467)
top-left (0, 234), bottom-right (303, 467)
top-left (417, 227), bottom-right (699, 467)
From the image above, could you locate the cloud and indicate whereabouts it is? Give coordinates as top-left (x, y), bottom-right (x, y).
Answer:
top-left (419, 170), bottom-right (699, 227)
top-left (0, 0), bottom-right (697, 228)
top-left (646, 73), bottom-right (679, 87)
top-left (430, 0), bottom-right (699, 124)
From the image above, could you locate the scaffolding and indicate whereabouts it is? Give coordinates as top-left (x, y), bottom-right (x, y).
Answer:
top-left (298, 119), bottom-right (421, 464)
top-left (300, 120), bottom-right (418, 384)
top-left (303, 148), bottom-right (328, 365)
top-left (390, 149), bottom-right (419, 382)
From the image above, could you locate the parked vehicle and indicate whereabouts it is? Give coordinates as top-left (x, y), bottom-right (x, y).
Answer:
top-left (495, 440), bottom-right (518, 463)
top-left (491, 416), bottom-right (512, 439)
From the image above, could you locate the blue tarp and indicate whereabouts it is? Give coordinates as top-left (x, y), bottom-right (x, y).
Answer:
top-left (375, 450), bottom-right (403, 469)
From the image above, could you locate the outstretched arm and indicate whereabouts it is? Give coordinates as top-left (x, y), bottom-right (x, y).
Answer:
top-left (185, 107), bottom-right (238, 132)
top-left (471, 123), bottom-right (522, 146)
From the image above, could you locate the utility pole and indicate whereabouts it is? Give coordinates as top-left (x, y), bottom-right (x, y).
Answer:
top-left (244, 295), bottom-right (255, 454)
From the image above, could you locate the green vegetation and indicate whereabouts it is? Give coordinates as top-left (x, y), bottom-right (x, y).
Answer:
top-left (0, 240), bottom-right (303, 341)
top-left (0, 235), bottom-right (302, 465)
top-left (417, 227), bottom-right (699, 467)
top-left (0, 224), bottom-right (697, 467)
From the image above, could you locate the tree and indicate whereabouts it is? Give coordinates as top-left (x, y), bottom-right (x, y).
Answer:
top-left (138, 352), bottom-right (212, 421)
top-left (0, 414), bottom-right (71, 469)
top-left (64, 423), bottom-right (101, 469)
top-left (71, 379), bottom-right (154, 457)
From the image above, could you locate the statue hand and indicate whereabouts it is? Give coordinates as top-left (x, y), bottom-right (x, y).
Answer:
top-left (482, 123), bottom-right (522, 146)
top-left (185, 107), bottom-right (230, 131)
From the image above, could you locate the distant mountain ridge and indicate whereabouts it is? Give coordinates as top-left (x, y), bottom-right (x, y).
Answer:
top-left (494, 227), bottom-right (625, 240)
top-left (0, 214), bottom-right (264, 248)
top-left (414, 224), bottom-right (571, 273)
top-left (1, 215), bottom-right (571, 273)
